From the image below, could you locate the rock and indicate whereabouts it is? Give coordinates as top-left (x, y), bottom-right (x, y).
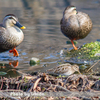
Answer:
top-left (0, 71), bottom-right (7, 75)
top-left (30, 57), bottom-right (40, 66)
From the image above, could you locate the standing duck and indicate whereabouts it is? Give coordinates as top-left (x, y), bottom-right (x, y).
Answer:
top-left (60, 5), bottom-right (92, 50)
top-left (0, 14), bottom-right (26, 56)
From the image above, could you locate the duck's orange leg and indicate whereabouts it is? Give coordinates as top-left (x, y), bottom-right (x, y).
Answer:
top-left (9, 47), bottom-right (19, 57)
top-left (71, 40), bottom-right (78, 50)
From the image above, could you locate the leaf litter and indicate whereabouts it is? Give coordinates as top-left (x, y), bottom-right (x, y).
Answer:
top-left (0, 72), bottom-right (100, 100)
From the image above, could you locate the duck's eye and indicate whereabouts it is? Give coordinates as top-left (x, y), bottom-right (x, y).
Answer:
top-left (9, 17), bottom-right (13, 19)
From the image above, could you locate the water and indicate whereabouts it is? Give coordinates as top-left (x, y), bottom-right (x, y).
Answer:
top-left (0, 0), bottom-right (100, 77)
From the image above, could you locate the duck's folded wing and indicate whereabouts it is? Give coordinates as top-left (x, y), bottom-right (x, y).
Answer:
top-left (0, 26), bottom-right (9, 52)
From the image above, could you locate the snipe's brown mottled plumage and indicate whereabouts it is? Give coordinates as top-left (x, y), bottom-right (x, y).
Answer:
top-left (47, 63), bottom-right (81, 76)
top-left (60, 5), bottom-right (92, 50)
top-left (0, 14), bottom-right (26, 56)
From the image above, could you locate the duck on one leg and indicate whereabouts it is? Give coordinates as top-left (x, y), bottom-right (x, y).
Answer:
top-left (71, 40), bottom-right (77, 50)
top-left (9, 47), bottom-right (19, 57)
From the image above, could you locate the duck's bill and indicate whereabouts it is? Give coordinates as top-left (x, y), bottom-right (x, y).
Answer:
top-left (15, 22), bottom-right (26, 29)
top-left (20, 26), bottom-right (26, 29)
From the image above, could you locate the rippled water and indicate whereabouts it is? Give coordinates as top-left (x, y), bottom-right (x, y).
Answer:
top-left (0, 0), bottom-right (100, 77)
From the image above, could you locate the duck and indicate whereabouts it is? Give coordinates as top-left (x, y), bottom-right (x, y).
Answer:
top-left (47, 63), bottom-right (81, 76)
top-left (0, 14), bottom-right (26, 56)
top-left (60, 5), bottom-right (92, 50)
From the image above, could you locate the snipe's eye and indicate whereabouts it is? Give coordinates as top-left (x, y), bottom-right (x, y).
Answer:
top-left (75, 66), bottom-right (78, 68)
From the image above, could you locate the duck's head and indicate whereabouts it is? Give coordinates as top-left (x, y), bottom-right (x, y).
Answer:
top-left (63, 5), bottom-right (77, 18)
top-left (3, 14), bottom-right (26, 29)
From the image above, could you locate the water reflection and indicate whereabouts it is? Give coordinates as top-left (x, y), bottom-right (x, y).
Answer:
top-left (0, 60), bottom-right (20, 78)
top-left (9, 60), bottom-right (19, 68)
top-left (0, 0), bottom-right (100, 76)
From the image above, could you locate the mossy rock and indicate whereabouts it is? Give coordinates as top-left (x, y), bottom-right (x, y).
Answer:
top-left (0, 71), bottom-right (7, 75)
top-left (30, 57), bottom-right (40, 66)
top-left (66, 41), bottom-right (100, 61)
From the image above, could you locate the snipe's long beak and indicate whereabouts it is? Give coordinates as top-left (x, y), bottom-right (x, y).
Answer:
top-left (15, 22), bottom-right (26, 29)
top-left (78, 70), bottom-right (81, 74)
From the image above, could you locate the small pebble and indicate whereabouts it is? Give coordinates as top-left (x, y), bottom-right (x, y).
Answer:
top-left (30, 57), bottom-right (40, 66)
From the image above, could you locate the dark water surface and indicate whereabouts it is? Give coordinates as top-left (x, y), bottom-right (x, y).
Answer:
top-left (0, 0), bottom-right (100, 77)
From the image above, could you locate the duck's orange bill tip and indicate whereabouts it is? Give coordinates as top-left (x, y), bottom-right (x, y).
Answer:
top-left (20, 26), bottom-right (26, 29)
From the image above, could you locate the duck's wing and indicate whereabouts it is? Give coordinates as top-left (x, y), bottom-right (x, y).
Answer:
top-left (77, 12), bottom-right (92, 25)
top-left (67, 15), bottom-right (80, 29)
top-left (0, 26), bottom-right (9, 52)
top-left (0, 26), bottom-right (6, 37)
top-left (0, 23), bottom-right (4, 27)
top-left (76, 12), bottom-right (92, 38)
top-left (60, 15), bottom-right (81, 40)
top-left (60, 18), bottom-right (63, 25)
